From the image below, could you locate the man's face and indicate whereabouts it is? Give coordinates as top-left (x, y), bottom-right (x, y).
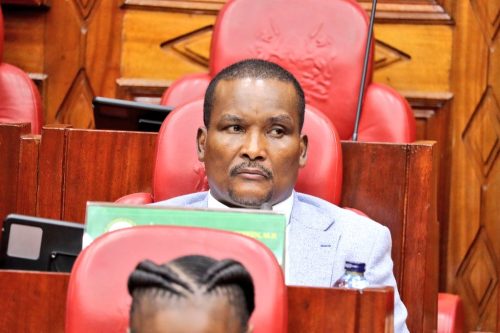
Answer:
top-left (197, 77), bottom-right (308, 208)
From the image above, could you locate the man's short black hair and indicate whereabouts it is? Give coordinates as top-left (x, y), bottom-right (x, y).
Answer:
top-left (204, 59), bottom-right (306, 130)
top-left (128, 255), bottom-right (255, 333)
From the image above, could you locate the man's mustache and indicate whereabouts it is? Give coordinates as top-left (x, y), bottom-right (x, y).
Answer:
top-left (230, 162), bottom-right (273, 179)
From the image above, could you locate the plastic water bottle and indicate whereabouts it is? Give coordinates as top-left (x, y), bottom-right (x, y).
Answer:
top-left (333, 261), bottom-right (369, 289)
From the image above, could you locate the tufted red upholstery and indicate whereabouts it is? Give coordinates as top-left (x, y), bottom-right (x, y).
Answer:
top-left (160, 0), bottom-right (415, 143)
top-left (116, 99), bottom-right (342, 205)
top-left (65, 226), bottom-right (287, 333)
top-left (0, 6), bottom-right (42, 134)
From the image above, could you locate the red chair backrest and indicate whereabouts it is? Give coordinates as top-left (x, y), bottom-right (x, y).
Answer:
top-left (153, 99), bottom-right (342, 204)
top-left (66, 226), bottom-right (286, 333)
top-left (0, 6), bottom-right (43, 134)
top-left (209, 0), bottom-right (372, 140)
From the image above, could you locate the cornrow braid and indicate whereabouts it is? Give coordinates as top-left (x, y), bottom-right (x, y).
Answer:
top-left (128, 255), bottom-right (255, 333)
top-left (127, 259), bottom-right (193, 297)
top-left (202, 258), bottom-right (255, 316)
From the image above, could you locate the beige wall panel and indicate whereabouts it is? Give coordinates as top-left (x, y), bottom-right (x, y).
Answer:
top-left (121, 10), bottom-right (215, 80)
top-left (373, 24), bottom-right (452, 92)
top-left (2, 10), bottom-right (44, 73)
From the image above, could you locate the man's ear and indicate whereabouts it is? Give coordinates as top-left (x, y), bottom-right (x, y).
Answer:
top-left (299, 134), bottom-right (308, 168)
top-left (197, 127), bottom-right (208, 162)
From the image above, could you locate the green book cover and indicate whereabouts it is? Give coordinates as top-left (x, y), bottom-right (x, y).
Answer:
top-left (85, 202), bottom-right (286, 266)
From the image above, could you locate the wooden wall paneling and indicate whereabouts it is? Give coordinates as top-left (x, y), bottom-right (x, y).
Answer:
top-left (122, 0), bottom-right (225, 14)
top-left (119, 6), bottom-right (215, 100)
top-left (16, 134), bottom-right (41, 216)
top-left (357, 0), bottom-right (453, 24)
top-left (288, 286), bottom-right (394, 333)
top-left (0, 271), bottom-right (69, 333)
top-left (85, 0), bottom-right (124, 104)
top-left (60, 129), bottom-right (157, 223)
top-left (1, 6), bottom-right (45, 74)
top-left (288, 286), bottom-right (357, 332)
top-left (44, 0), bottom-right (86, 126)
top-left (2, 0), bottom-right (49, 5)
top-left (43, 0), bottom-right (123, 128)
top-left (1, 6), bottom-right (47, 112)
top-left (405, 142), bottom-right (439, 332)
top-left (0, 123), bottom-right (30, 229)
top-left (340, 141), bottom-right (438, 333)
top-left (340, 143), bottom-right (407, 282)
top-left (446, 0), bottom-right (499, 330)
top-left (36, 126), bottom-right (70, 220)
top-left (121, 7), bottom-right (214, 79)
top-left (373, 24), bottom-right (452, 93)
top-left (0, 271), bottom-right (392, 333)
top-left (358, 287), bottom-right (395, 332)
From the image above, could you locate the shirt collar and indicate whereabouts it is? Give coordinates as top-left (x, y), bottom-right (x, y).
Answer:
top-left (207, 190), bottom-right (294, 223)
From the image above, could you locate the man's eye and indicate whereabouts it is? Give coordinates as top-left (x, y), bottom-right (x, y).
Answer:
top-left (227, 125), bottom-right (244, 133)
top-left (269, 127), bottom-right (285, 137)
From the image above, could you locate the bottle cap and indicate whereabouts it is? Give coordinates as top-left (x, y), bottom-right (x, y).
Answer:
top-left (345, 261), bottom-right (366, 273)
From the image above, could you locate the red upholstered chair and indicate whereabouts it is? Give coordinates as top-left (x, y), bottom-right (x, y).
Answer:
top-left (0, 6), bottom-right (43, 134)
top-left (65, 226), bottom-right (286, 333)
top-left (160, 0), bottom-right (415, 143)
top-left (117, 99), bottom-right (342, 205)
top-left (437, 293), bottom-right (464, 333)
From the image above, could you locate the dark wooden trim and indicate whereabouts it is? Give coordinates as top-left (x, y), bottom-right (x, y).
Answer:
top-left (16, 134), bottom-right (41, 216)
top-left (0, 271), bottom-right (69, 333)
top-left (358, 2), bottom-right (453, 24)
top-left (36, 125), bottom-right (71, 220)
top-left (122, 0), bottom-right (224, 14)
top-left (0, 123), bottom-right (31, 229)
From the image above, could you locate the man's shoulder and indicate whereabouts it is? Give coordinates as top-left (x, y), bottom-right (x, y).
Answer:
top-left (294, 192), bottom-right (388, 234)
top-left (152, 192), bottom-right (208, 208)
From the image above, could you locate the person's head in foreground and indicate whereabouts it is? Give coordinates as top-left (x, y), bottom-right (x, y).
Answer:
top-left (128, 255), bottom-right (255, 333)
top-left (198, 58), bottom-right (308, 209)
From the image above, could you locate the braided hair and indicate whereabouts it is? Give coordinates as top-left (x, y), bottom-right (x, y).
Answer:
top-left (128, 255), bottom-right (255, 332)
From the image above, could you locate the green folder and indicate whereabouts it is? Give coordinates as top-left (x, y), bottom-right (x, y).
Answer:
top-left (85, 202), bottom-right (286, 265)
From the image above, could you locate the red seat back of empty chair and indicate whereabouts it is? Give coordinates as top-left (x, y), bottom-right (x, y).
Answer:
top-left (160, 0), bottom-right (415, 142)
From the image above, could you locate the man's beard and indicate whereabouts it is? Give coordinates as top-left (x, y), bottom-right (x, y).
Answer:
top-left (228, 188), bottom-right (273, 209)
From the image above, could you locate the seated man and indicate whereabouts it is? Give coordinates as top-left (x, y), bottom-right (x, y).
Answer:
top-left (128, 255), bottom-right (254, 333)
top-left (154, 59), bottom-right (409, 332)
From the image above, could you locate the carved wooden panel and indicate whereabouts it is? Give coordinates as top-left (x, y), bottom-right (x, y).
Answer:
top-left (45, 0), bottom-right (123, 128)
top-left (373, 24), bottom-right (453, 93)
top-left (2, 8), bottom-right (45, 73)
top-left (121, 9), bottom-right (214, 80)
top-left (446, 0), bottom-right (499, 330)
top-left (2, 0), bottom-right (123, 128)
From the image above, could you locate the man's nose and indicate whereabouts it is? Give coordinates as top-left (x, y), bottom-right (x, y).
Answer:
top-left (241, 130), bottom-right (266, 161)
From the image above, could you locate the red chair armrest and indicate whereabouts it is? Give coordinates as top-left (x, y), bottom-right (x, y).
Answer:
top-left (438, 293), bottom-right (463, 333)
top-left (114, 193), bottom-right (153, 205)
